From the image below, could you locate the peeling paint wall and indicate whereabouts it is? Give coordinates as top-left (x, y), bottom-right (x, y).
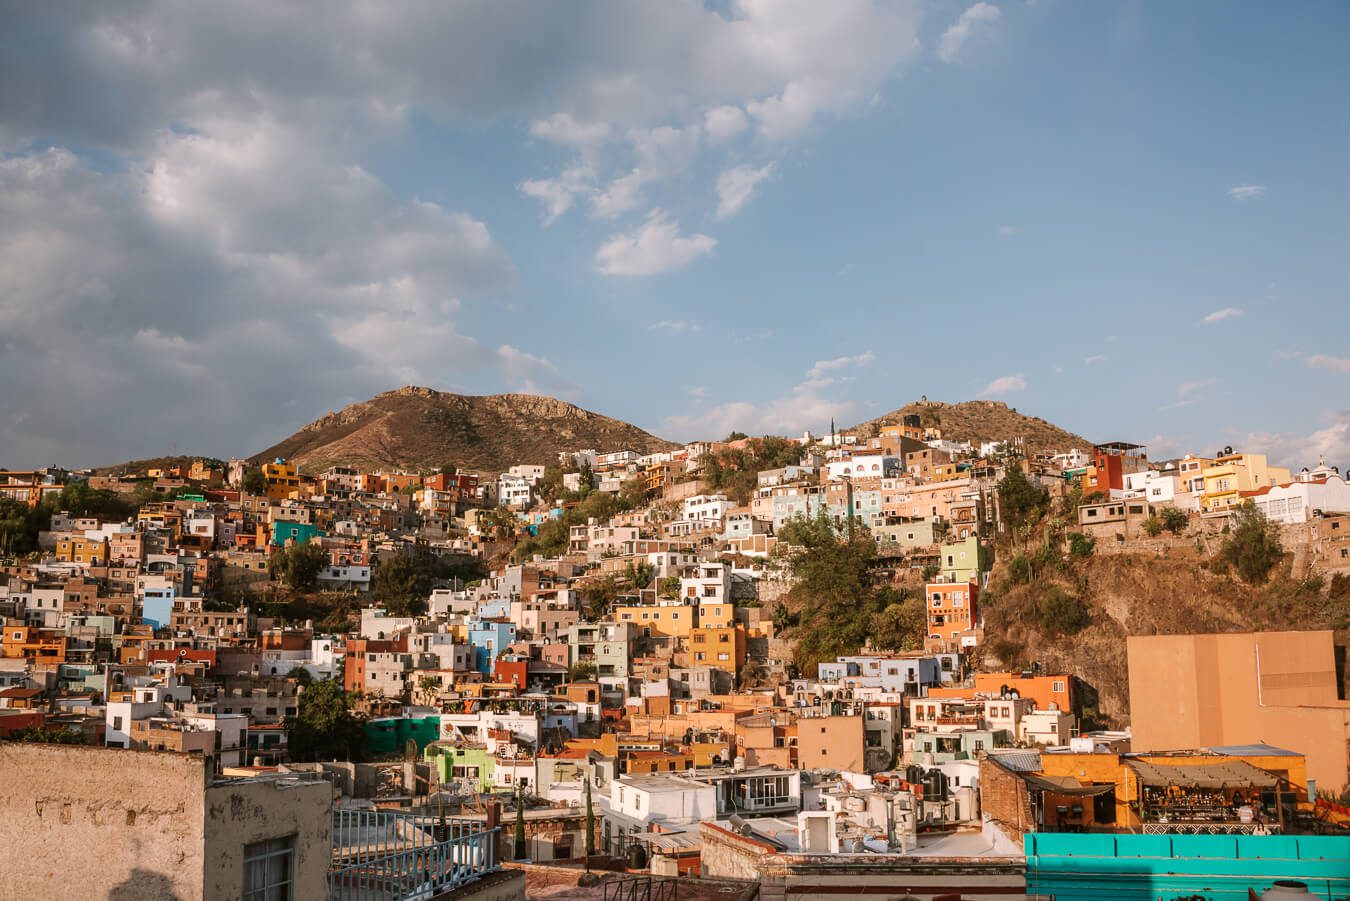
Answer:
top-left (202, 777), bottom-right (332, 901)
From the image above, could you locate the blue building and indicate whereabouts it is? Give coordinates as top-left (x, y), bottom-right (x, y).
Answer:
top-left (467, 620), bottom-right (517, 675)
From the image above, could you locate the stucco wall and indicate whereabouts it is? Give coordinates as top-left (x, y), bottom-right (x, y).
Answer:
top-left (202, 777), bottom-right (333, 901)
top-left (0, 743), bottom-right (208, 900)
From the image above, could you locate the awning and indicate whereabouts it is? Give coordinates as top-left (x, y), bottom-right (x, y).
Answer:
top-left (628, 830), bottom-right (701, 852)
top-left (1020, 773), bottom-right (1115, 797)
top-left (1126, 759), bottom-right (1279, 789)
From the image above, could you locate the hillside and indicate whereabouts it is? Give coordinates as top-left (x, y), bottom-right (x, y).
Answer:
top-left (251, 387), bottom-right (677, 474)
top-left (851, 399), bottom-right (1091, 455)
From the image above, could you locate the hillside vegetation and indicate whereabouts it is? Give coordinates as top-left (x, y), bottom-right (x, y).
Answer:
top-left (850, 399), bottom-right (1091, 454)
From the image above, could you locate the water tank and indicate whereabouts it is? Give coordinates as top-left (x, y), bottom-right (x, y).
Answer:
top-left (627, 844), bottom-right (647, 869)
top-left (924, 769), bottom-right (949, 801)
top-left (1263, 882), bottom-right (1312, 899)
top-left (905, 765), bottom-right (924, 786)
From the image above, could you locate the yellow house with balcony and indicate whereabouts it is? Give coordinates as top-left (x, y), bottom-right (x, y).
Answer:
top-left (1201, 453), bottom-right (1292, 513)
top-left (614, 602), bottom-right (694, 638)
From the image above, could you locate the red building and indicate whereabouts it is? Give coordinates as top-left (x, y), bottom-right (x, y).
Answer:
top-left (1085, 442), bottom-right (1148, 497)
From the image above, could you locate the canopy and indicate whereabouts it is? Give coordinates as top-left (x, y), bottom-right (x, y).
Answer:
top-left (1020, 773), bottom-right (1115, 797)
top-left (1126, 759), bottom-right (1278, 789)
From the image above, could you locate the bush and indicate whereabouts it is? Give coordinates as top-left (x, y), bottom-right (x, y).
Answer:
top-left (1160, 507), bottom-right (1188, 534)
top-left (999, 469), bottom-right (1050, 531)
top-left (1220, 502), bottom-right (1282, 584)
top-left (1067, 532), bottom-right (1095, 558)
top-left (1007, 554), bottom-right (1035, 585)
top-left (1038, 587), bottom-right (1089, 637)
top-left (1142, 516), bottom-right (1164, 537)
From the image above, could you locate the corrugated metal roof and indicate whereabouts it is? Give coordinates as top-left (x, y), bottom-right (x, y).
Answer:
top-left (1126, 759), bottom-right (1278, 789)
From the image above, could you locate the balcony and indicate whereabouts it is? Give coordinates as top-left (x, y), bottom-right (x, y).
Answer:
top-left (329, 807), bottom-right (500, 901)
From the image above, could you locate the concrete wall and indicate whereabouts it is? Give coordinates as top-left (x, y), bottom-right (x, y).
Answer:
top-left (0, 743), bottom-right (208, 899)
top-left (202, 777), bottom-right (332, 901)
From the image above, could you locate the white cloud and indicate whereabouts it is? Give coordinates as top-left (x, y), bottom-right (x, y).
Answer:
top-left (704, 105), bottom-right (748, 143)
top-left (1160, 378), bottom-right (1218, 411)
top-left (1240, 413), bottom-right (1350, 470)
top-left (1227, 184), bottom-right (1266, 201)
top-left (519, 164), bottom-right (594, 226)
top-left (1307, 354), bottom-right (1350, 374)
top-left (1083, 354), bottom-right (1108, 365)
top-left (997, 225), bottom-right (1019, 236)
top-left (714, 162), bottom-right (777, 220)
top-left (594, 211), bottom-right (716, 276)
top-left (648, 320), bottom-right (702, 334)
top-left (1200, 307), bottom-right (1244, 324)
top-left (939, 2), bottom-right (1001, 64)
top-left (979, 373), bottom-right (1026, 397)
top-left (529, 113), bottom-right (610, 147)
top-left (661, 352), bottom-right (875, 440)
top-left (590, 169), bottom-right (647, 220)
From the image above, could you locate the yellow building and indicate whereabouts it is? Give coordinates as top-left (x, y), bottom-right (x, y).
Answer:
top-left (931, 463), bottom-right (962, 482)
top-left (188, 460), bottom-right (223, 483)
top-left (697, 601), bottom-right (735, 629)
top-left (689, 625), bottom-right (746, 676)
top-left (55, 536), bottom-right (109, 566)
top-left (261, 458), bottom-right (300, 500)
top-left (1200, 453), bottom-right (1292, 513)
top-left (614, 603), bottom-right (694, 638)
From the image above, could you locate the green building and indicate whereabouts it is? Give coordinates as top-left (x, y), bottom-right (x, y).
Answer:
top-left (425, 744), bottom-right (495, 793)
top-left (362, 715), bottom-right (442, 757)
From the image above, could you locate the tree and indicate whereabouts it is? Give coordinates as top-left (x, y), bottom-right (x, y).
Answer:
top-left (623, 561), bottom-right (655, 590)
top-left (373, 553), bottom-right (431, 616)
top-left (0, 498), bottom-right (49, 557)
top-left (576, 459), bottom-right (595, 493)
top-left (724, 431), bottom-right (748, 442)
top-left (539, 461), bottom-right (565, 502)
top-left (1221, 501), bottom-right (1283, 584)
top-left (870, 590), bottom-right (927, 652)
top-left (513, 790), bottom-right (528, 860)
top-left (13, 724), bottom-right (85, 744)
top-left (1142, 515), bottom-right (1164, 537)
top-left (1067, 532), bottom-right (1095, 558)
top-left (579, 574), bottom-right (624, 619)
top-left (1038, 587), bottom-right (1089, 637)
top-left (286, 679), bottom-right (365, 762)
top-left (569, 660), bottom-right (597, 682)
top-left (241, 468), bottom-right (268, 495)
top-left (417, 675), bottom-right (441, 706)
top-left (584, 778), bottom-right (596, 861)
top-left (268, 541), bottom-right (327, 591)
top-left (998, 469), bottom-right (1050, 532)
top-left (658, 576), bottom-right (680, 599)
top-left (46, 481), bottom-right (134, 522)
top-left (1160, 507), bottom-right (1188, 534)
top-left (286, 665), bottom-right (313, 686)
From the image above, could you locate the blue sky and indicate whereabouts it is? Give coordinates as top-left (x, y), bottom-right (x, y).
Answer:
top-left (0, 1), bottom-right (1346, 469)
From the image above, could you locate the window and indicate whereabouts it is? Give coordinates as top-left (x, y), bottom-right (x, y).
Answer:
top-left (1052, 680), bottom-right (1066, 693)
top-left (243, 836), bottom-right (294, 901)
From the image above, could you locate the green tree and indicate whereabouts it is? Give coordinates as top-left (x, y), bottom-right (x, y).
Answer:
top-left (1067, 532), bottom-right (1095, 558)
top-left (724, 431), bottom-right (749, 442)
top-left (372, 553), bottom-right (430, 616)
top-left (286, 679), bottom-right (366, 762)
top-left (658, 576), bottom-right (680, 599)
top-left (1142, 515), bottom-right (1164, 537)
top-left (1160, 507), bottom-right (1188, 534)
top-left (623, 561), bottom-right (655, 590)
top-left (576, 459), bottom-right (595, 493)
top-left (1038, 587), bottom-right (1089, 637)
top-left (539, 461), bottom-right (565, 501)
top-left (417, 675), bottom-right (441, 705)
top-left (870, 590), bottom-right (927, 652)
top-left (268, 541), bottom-right (328, 591)
top-left (241, 468), bottom-right (268, 495)
top-left (579, 575), bottom-right (624, 619)
top-left (13, 724), bottom-right (85, 744)
top-left (286, 665), bottom-right (313, 686)
top-left (513, 793), bottom-right (528, 860)
top-left (1221, 501), bottom-right (1283, 584)
top-left (46, 481), bottom-right (134, 521)
top-left (998, 468), bottom-right (1050, 532)
top-left (569, 660), bottom-right (597, 681)
top-left (584, 778), bottom-right (596, 860)
top-left (0, 498), bottom-right (49, 557)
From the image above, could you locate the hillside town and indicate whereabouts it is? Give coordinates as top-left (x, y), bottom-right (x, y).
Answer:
top-left (2, 404), bottom-right (1348, 899)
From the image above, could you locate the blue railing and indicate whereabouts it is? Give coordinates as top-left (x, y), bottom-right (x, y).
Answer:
top-left (329, 807), bottom-right (499, 901)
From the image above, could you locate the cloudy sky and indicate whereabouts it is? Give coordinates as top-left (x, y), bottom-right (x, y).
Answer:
top-left (1, 1), bottom-right (1347, 469)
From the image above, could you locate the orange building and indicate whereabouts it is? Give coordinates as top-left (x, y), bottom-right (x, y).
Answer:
top-left (55, 535), bottom-right (109, 566)
top-left (925, 580), bottom-right (978, 644)
top-left (689, 625), bottom-right (746, 676)
top-left (795, 713), bottom-right (864, 772)
top-left (927, 672), bottom-right (1077, 715)
top-left (2, 621), bottom-right (67, 667)
top-left (615, 602), bottom-right (694, 638)
top-left (1128, 630), bottom-right (1350, 794)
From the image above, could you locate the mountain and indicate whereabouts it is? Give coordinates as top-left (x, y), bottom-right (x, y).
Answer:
top-left (252, 387), bottom-right (677, 474)
top-left (849, 399), bottom-right (1092, 455)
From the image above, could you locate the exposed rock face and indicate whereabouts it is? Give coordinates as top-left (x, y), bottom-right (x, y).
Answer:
top-left (850, 399), bottom-right (1092, 454)
top-left (251, 387), bottom-right (677, 474)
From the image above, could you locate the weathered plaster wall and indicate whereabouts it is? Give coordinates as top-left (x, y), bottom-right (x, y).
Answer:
top-left (0, 743), bottom-right (208, 900)
top-left (201, 777), bottom-right (332, 901)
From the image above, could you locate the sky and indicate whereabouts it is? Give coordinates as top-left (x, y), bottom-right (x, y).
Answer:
top-left (1, 1), bottom-right (1347, 470)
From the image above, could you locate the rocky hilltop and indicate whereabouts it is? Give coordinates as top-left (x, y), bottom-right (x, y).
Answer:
top-left (252, 387), bottom-right (676, 474)
top-left (851, 399), bottom-right (1092, 454)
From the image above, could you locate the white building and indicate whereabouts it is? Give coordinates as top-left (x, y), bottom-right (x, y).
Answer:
top-left (683, 494), bottom-right (734, 523)
top-left (1244, 466), bottom-right (1350, 524)
top-left (508, 465), bottom-right (546, 484)
top-left (608, 774), bottom-right (718, 824)
top-left (497, 474), bottom-right (533, 508)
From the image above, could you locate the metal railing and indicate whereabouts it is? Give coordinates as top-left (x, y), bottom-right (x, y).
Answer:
top-left (603, 876), bottom-right (677, 901)
top-left (329, 807), bottom-right (499, 901)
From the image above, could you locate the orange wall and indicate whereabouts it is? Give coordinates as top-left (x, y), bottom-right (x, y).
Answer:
top-left (795, 715), bottom-right (864, 772)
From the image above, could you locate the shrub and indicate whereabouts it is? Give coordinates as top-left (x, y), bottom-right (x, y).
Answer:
top-left (1160, 507), bottom-right (1188, 534)
top-left (1142, 516), bottom-right (1164, 537)
top-left (1220, 502), bottom-right (1283, 584)
top-left (1067, 532), bottom-right (1095, 557)
top-left (1038, 587), bottom-right (1089, 637)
